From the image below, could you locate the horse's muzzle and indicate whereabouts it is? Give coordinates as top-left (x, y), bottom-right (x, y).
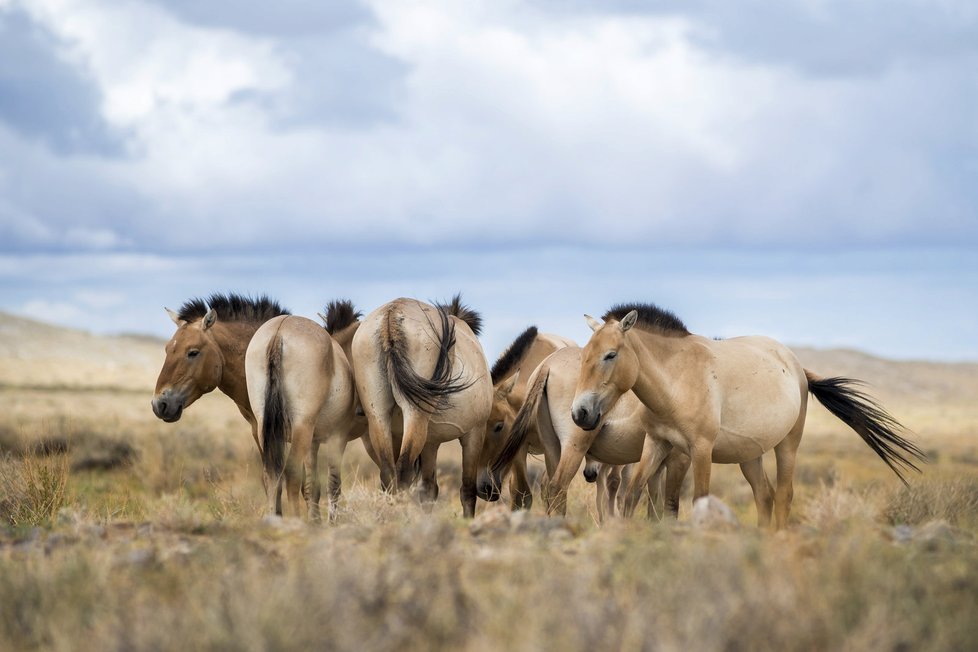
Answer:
top-left (572, 405), bottom-right (601, 431)
top-left (152, 394), bottom-right (184, 423)
top-left (583, 466), bottom-right (598, 483)
top-left (476, 471), bottom-right (502, 502)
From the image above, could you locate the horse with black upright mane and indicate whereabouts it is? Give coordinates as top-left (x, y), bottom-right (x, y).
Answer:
top-left (569, 302), bottom-right (927, 528)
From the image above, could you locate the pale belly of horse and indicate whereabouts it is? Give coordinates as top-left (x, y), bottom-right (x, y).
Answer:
top-left (586, 424), bottom-right (645, 465)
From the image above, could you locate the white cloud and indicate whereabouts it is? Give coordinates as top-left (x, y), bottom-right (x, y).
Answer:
top-left (1, 0), bottom-right (975, 252)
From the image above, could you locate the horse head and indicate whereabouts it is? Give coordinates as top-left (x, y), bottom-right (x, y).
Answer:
top-left (152, 307), bottom-right (224, 422)
top-left (571, 311), bottom-right (640, 431)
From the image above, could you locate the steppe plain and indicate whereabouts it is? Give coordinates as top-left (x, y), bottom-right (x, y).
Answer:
top-left (1, 311), bottom-right (977, 651)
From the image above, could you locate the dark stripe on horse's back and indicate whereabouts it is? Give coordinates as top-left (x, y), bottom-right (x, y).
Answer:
top-left (436, 293), bottom-right (483, 336)
top-left (490, 325), bottom-right (539, 385)
top-left (323, 299), bottom-right (362, 334)
top-left (178, 293), bottom-right (290, 324)
top-left (603, 302), bottom-right (689, 336)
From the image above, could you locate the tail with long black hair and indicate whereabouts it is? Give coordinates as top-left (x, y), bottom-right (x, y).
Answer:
top-left (261, 332), bottom-right (289, 479)
top-left (385, 303), bottom-right (474, 413)
top-left (806, 371), bottom-right (927, 485)
top-left (491, 364), bottom-right (550, 478)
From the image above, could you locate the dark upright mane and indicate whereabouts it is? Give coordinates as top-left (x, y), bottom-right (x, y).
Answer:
top-left (436, 293), bottom-right (483, 336)
top-left (603, 302), bottom-right (689, 336)
top-left (177, 293), bottom-right (290, 324)
top-left (323, 299), bottom-right (362, 334)
top-left (490, 326), bottom-right (539, 385)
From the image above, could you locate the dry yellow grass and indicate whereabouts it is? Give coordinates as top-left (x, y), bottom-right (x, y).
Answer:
top-left (1, 313), bottom-right (977, 651)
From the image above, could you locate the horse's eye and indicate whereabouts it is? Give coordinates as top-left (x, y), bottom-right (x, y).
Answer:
top-left (603, 351), bottom-right (617, 361)
top-left (493, 421), bottom-right (504, 433)
top-left (187, 349), bottom-right (200, 359)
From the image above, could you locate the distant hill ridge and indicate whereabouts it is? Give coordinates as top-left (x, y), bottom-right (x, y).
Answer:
top-left (0, 311), bottom-right (166, 391)
top-left (0, 311), bottom-right (974, 402)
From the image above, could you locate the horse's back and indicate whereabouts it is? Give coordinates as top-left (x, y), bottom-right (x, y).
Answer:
top-left (351, 298), bottom-right (492, 440)
top-left (702, 335), bottom-right (807, 462)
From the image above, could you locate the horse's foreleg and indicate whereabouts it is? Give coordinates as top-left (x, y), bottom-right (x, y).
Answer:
top-left (459, 426), bottom-right (486, 518)
top-left (690, 436), bottom-right (715, 501)
top-left (544, 430), bottom-right (597, 517)
top-left (395, 409), bottom-right (430, 490)
top-left (740, 456), bottom-right (774, 528)
top-left (508, 442), bottom-right (533, 511)
top-left (622, 437), bottom-right (671, 518)
top-left (418, 442), bottom-right (440, 505)
top-left (663, 449), bottom-right (691, 518)
top-left (595, 464), bottom-right (609, 523)
top-left (645, 462), bottom-right (666, 520)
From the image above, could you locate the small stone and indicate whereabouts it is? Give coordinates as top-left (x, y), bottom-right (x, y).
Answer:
top-left (691, 496), bottom-right (739, 530)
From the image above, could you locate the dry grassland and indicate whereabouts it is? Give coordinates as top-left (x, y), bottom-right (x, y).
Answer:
top-left (1, 312), bottom-right (977, 651)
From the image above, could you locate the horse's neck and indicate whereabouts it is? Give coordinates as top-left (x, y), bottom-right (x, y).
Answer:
top-left (332, 322), bottom-right (360, 364)
top-left (629, 331), bottom-right (688, 417)
top-left (211, 321), bottom-right (260, 414)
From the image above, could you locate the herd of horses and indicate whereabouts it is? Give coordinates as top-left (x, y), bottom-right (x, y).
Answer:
top-left (152, 293), bottom-right (927, 528)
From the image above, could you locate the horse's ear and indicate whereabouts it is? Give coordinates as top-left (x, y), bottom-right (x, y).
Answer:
top-left (619, 310), bottom-right (638, 333)
top-left (201, 308), bottom-right (218, 331)
top-left (584, 314), bottom-right (602, 332)
top-left (498, 371), bottom-right (519, 396)
top-left (165, 307), bottom-right (186, 327)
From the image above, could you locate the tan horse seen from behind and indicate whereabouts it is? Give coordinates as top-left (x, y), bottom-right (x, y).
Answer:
top-left (351, 297), bottom-right (492, 517)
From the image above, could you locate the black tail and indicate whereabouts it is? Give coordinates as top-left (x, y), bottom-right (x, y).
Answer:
top-left (385, 304), bottom-right (474, 413)
top-left (261, 332), bottom-right (289, 478)
top-left (436, 292), bottom-right (483, 336)
top-left (490, 365), bottom-right (549, 478)
top-left (806, 371), bottom-right (927, 485)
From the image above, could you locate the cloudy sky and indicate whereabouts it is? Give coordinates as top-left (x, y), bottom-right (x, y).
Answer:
top-left (1, 0), bottom-right (976, 361)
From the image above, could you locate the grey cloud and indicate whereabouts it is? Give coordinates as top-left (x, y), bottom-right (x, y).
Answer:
top-left (534, 0), bottom-right (978, 76)
top-left (233, 33), bottom-right (407, 129)
top-left (148, 0), bottom-right (373, 37)
top-left (0, 8), bottom-right (125, 156)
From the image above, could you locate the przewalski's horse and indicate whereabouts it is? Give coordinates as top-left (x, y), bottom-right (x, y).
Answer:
top-left (571, 302), bottom-right (928, 529)
top-left (477, 326), bottom-right (575, 509)
top-left (246, 315), bottom-right (362, 521)
top-left (351, 296), bottom-right (492, 517)
top-left (487, 346), bottom-right (695, 517)
top-left (152, 293), bottom-right (290, 448)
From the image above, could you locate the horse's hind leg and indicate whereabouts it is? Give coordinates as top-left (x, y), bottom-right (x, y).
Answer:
top-left (739, 456), bottom-right (774, 527)
top-left (773, 416), bottom-right (805, 529)
top-left (418, 442), bottom-right (440, 505)
top-left (303, 439), bottom-right (323, 522)
top-left (395, 408), bottom-right (431, 489)
top-left (286, 420), bottom-right (316, 518)
top-left (459, 425), bottom-right (487, 518)
top-left (321, 436), bottom-right (348, 522)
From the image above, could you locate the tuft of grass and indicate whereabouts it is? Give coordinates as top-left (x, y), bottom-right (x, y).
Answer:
top-left (883, 477), bottom-right (978, 527)
top-left (0, 453), bottom-right (70, 527)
